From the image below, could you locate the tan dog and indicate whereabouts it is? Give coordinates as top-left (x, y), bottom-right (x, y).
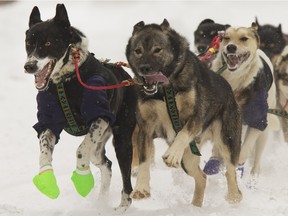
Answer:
top-left (273, 46), bottom-right (288, 142)
top-left (208, 24), bottom-right (280, 177)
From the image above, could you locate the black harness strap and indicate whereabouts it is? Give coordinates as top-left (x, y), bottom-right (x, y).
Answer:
top-left (56, 82), bottom-right (89, 136)
top-left (163, 85), bottom-right (201, 156)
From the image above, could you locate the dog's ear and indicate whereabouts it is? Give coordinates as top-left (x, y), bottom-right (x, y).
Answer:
top-left (29, 6), bottom-right (42, 28)
top-left (224, 24), bottom-right (231, 30)
top-left (255, 17), bottom-right (260, 27)
top-left (199, 18), bottom-right (215, 25)
top-left (251, 22), bottom-right (258, 31)
top-left (132, 21), bottom-right (145, 35)
top-left (160, 18), bottom-right (170, 31)
top-left (277, 24), bottom-right (283, 34)
top-left (54, 4), bottom-right (70, 28)
top-left (251, 22), bottom-right (260, 48)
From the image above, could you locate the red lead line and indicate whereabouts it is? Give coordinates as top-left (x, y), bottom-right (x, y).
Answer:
top-left (72, 51), bottom-right (134, 90)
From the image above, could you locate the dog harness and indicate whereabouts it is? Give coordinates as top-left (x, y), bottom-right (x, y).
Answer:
top-left (242, 57), bottom-right (273, 131)
top-left (33, 53), bottom-right (119, 142)
top-left (163, 85), bottom-right (201, 156)
top-left (56, 82), bottom-right (89, 136)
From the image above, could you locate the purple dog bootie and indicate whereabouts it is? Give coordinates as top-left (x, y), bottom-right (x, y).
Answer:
top-left (203, 157), bottom-right (221, 175)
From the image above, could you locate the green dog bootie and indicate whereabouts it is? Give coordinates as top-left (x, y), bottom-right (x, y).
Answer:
top-left (71, 168), bottom-right (94, 197)
top-left (33, 169), bottom-right (60, 199)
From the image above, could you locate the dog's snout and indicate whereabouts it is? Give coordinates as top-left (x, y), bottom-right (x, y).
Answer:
top-left (226, 44), bottom-right (237, 53)
top-left (140, 64), bottom-right (152, 74)
top-left (197, 45), bottom-right (208, 54)
top-left (24, 60), bottom-right (38, 73)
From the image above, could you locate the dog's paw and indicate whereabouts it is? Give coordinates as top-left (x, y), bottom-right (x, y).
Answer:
top-left (162, 147), bottom-right (183, 168)
top-left (192, 197), bottom-right (203, 207)
top-left (225, 190), bottom-right (243, 204)
top-left (114, 192), bottom-right (132, 213)
top-left (71, 170), bottom-right (94, 197)
top-left (162, 154), bottom-right (180, 168)
top-left (33, 170), bottom-right (60, 199)
top-left (130, 189), bottom-right (150, 199)
top-left (203, 157), bottom-right (222, 175)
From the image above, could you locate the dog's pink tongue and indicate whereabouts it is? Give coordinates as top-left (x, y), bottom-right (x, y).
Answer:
top-left (145, 72), bottom-right (169, 85)
top-left (34, 65), bottom-right (50, 89)
top-left (35, 73), bottom-right (46, 89)
top-left (227, 55), bottom-right (238, 68)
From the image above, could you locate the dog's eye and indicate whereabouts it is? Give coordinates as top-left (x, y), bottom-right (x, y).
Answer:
top-left (269, 43), bottom-right (275, 48)
top-left (26, 41), bottom-right (33, 46)
top-left (222, 36), bottom-right (230, 41)
top-left (134, 48), bottom-right (142, 55)
top-left (153, 48), bottom-right (162, 54)
top-left (45, 41), bottom-right (51, 47)
top-left (240, 37), bottom-right (248, 42)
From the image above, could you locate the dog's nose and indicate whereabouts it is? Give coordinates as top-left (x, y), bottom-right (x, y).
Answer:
top-left (140, 64), bottom-right (152, 74)
top-left (197, 45), bottom-right (208, 54)
top-left (226, 44), bottom-right (237, 53)
top-left (24, 61), bottom-right (38, 73)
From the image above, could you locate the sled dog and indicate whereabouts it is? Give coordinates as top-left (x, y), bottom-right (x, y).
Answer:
top-left (126, 19), bottom-right (242, 206)
top-left (255, 18), bottom-right (287, 144)
top-left (24, 4), bottom-right (136, 211)
top-left (255, 18), bottom-right (286, 61)
top-left (210, 24), bottom-right (280, 176)
top-left (194, 18), bottom-right (230, 55)
top-left (274, 46), bottom-right (288, 143)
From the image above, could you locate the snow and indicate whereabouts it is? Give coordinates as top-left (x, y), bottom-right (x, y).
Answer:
top-left (1, 1), bottom-right (288, 215)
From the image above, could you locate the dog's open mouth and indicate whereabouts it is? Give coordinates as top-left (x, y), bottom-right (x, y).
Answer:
top-left (223, 52), bottom-right (250, 71)
top-left (34, 60), bottom-right (56, 90)
top-left (139, 72), bottom-right (169, 95)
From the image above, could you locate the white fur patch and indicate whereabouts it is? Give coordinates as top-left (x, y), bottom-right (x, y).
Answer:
top-left (25, 56), bottom-right (51, 74)
top-left (50, 36), bottom-right (89, 83)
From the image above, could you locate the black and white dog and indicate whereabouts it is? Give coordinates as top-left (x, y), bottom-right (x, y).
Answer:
top-left (24, 4), bottom-right (136, 211)
top-left (194, 18), bottom-right (230, 55)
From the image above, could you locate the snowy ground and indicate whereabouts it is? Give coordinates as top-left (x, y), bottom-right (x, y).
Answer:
top-left (0, 1), bottom-right (288, 216)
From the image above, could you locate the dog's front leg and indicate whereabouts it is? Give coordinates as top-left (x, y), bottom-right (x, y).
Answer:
top-left (162, 120), bottom-right (202, 168)
top-left (33, 129), bottom-right (60, 199)
top-left (131, 129), bottom-right (153, 200)
top-left (162, 130), bottom-right (190, 168)
top-left (89, 120), bottom-right (112, 198)
top-left (71, 118), bottom-right (110, 197)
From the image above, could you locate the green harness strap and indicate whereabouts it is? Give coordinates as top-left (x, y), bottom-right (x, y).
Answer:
top-left (163, 85), bottom-right (201, 156)
top-left (268, 108), bottom-right (288, 119)
top-left (56, 83), bottom-right (88, 136)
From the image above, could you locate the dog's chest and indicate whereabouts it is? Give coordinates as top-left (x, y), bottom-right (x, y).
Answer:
top-left (138, 91), bottom-right (196, 139)
top-left (222, 70), bottom-right (254, 92)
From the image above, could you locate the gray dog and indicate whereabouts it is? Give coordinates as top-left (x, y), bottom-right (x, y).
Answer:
top-left (126, 19), bottom-right (243, 207)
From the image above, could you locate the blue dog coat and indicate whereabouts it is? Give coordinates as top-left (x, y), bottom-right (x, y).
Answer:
top-left (242, 57), bottom-right (273, 131)
top-left (33, 54), bottom-right (116, 143)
